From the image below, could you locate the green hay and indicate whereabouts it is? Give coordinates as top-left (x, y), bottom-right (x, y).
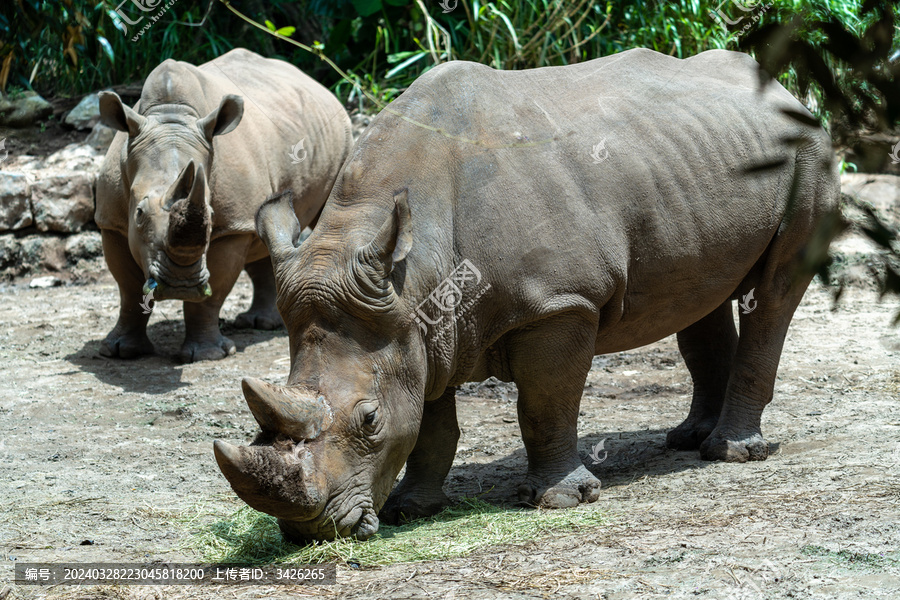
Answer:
top-left (187, 497), bottom-right (607, 567)
top-left (801, 545), bottom-right (900, 570)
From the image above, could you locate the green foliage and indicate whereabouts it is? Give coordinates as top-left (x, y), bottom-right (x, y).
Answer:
top-left (740, 0), bottom-right (900, 316)
top-left (0, 0), bottom-right (874, 111)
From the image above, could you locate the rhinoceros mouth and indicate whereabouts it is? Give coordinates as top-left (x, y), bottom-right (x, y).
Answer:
top-left (278, 503), bottom-right (380, 543)
top-left (147, 253), bottom-right (211, 301)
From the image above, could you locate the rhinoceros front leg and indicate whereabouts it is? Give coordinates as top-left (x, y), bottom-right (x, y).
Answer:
top-left (177, 236), bottom-right (250, 363)
top-left (509, 313), bottom-right (602, 508)
top-left (234, 256), bottom-right (283, 330)
top-left (700, 272), bottom-right (813, 462)
top-left (667, 300), bottom-right (738, 450)
top-left (379, 387), bottom-right (459, 524)
top-left (99, 229), bottom-right (154, 359)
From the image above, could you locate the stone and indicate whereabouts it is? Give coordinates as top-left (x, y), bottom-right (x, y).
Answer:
top-left (841, 174), bottom-right (900, 225)
top-left (21, 236), bottom-right (65, 272)
top-left (85, 123), bottom-right (117, 152)
top-left (43, 143), bottom-right (103, 172)
top-left (0, 172), bottom-right (32, 230)
top-left (29, 275), bottom-right (62, 288)
top-left (0, 92), bottom-right (53, 128)
top-left (30, 174), bottom-right (95, 232)
top-left (65, 231), bottom-right (103, 263)
top-left (64, 92), bottom-right (102, 130)
top-left (0, 234), bottom-right (21, 273)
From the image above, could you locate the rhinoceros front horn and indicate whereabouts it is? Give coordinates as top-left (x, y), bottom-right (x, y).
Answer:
top-left (241, 377), bottom-right (334, 440)
top-left (166, 161), bottom-right (211, 266)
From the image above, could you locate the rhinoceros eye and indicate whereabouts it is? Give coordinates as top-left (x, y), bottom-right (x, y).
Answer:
top-left (363, 410), bottom-right (377, 426)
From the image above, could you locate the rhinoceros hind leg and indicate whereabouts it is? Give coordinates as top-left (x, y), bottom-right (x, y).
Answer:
top-left (667, 300), bottom-right (737, 450)
top-left (700, 207), bottom-right (821, 462)
top-left (234, 256), bottom-right (283, 330)
top-left (99, 229), bottom-right (154, 359)
top-left (379, 388), bottom-right (458, 524)
top-left (509, 313), bottom-right (602, 508)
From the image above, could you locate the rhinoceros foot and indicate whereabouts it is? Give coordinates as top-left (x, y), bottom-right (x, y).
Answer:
top-left (234, 308), bottom-right (283, 330)
top-left (517, 464), bottom-right (601, 509)
top-left (378, 485), bottom-right (450, 525)
top-left (176, 335), bottom-right (236, 363)
top-left (699, 431), bottom-right (769, 462)
top-left (99, 331), bottom-right (154, 359)
top-left (666, 416), bottom-right (719, 451)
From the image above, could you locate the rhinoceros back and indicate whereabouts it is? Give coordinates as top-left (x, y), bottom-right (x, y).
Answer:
top-left (344, 49), bottom-right (837, 354)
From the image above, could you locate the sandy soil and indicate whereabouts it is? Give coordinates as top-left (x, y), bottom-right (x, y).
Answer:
top-left (1, 176), bottom-right (899, 600)
top-left (0, 263), bottom-right (898, 599)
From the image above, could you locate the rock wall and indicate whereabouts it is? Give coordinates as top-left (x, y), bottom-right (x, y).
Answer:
top-left (0, 130), bottom-right (111, 280)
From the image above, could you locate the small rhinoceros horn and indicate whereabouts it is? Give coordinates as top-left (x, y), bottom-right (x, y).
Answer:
top-left (241, 377), bottom-right (334, 440)
top-left (166, 161), bottom-right (211, 266)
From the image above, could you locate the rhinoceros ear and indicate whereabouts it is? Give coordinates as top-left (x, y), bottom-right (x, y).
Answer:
top-left (256, 190), bottom-right (301, 266)
top-left (98, 91), bottom-right (145, 138)
top-left (359, 189), bottom-right (412, 277)
top-left (197, 94), bottom-right (244, 142)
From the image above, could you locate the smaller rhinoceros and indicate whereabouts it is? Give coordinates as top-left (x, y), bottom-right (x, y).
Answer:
top-left (95, 48), bottom-right (351, 362)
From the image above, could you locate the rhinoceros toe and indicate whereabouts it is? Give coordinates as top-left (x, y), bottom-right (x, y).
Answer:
top-left (699, 431), bottom-right (769, 462)
top-left (176, 336), bottom-right (236, 363)
top-left (234, 309), bottom-right (283, 330)
top-left (99, 332), bottom-right (154, 359)
top-left (518, 464), bottom-right (602, 509)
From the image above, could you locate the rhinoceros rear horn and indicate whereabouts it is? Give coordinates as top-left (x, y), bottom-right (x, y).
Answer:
top-left (98, 91), bottom-right (146, 138)
top-left (256, 190), bottom-right (302, 266)
top-left (166, 161), bottom-right (211, 265)
top-left (242, 377), bottom-right (334, 440)
top-left (197, 94), bottom-right (244, 142)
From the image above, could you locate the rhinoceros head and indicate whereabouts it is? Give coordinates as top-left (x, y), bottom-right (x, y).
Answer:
top-left (214, 187), bottom-right (424, 542)
top-left (99, 91), bottom-right (243, 301)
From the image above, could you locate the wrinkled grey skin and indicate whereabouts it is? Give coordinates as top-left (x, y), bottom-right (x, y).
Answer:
top-left (95, 48), bottom-right (352, 362)
top-left (215, 49), bottom-right (840, 542)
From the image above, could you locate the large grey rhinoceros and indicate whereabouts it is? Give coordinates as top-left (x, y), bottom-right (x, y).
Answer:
top-left (214, 49), bottom-right (839, 542)
top-left (95, 48), bottom-right (352, 362)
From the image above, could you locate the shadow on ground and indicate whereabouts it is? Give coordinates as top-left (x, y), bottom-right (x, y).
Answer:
top-left (444, 428), bottom-right (780, 504)
top-left (64, 319), bottom-right (284, 394)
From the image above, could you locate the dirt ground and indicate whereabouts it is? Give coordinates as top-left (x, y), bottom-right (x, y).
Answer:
top-left (2, 189), bottom-right (900, 599)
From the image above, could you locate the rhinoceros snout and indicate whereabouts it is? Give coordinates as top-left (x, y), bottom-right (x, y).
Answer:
top-left (213, 439), bottom-right (328, 523)
top-left (145, 276), bottom-right (212, 301)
